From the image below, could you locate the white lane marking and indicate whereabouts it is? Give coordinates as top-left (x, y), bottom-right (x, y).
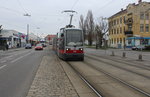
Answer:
top-left (0, 65), bottom-right (7, 70)
top-left (11, 52), bottom-right (32, 63)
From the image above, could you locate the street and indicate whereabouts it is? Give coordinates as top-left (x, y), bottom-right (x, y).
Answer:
top-left (0, 46), bottom-right (150, 97)
top-left (0, 48), bottom-right (45, 97)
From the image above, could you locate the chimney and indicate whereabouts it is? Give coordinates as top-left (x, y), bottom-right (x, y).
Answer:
top-left (138, 0), bottom-right (142, 3)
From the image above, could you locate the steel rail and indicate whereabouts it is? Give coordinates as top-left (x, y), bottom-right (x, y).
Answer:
top-left (84, 61), bottom-right (150, 97)
top-left (66, 62), bottom-right (103, 97)
top-left (85, 55), bottom-right (150, 79)
top-left (86, 53), bottom-right (150, 70)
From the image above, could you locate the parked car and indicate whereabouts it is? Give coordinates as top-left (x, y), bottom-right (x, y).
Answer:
top-left (35, 44), bottom-right (43, 50)
top-left (132, 45), bottom-right (145, 50)
top-left (25, 43), bottom-right (32, 49)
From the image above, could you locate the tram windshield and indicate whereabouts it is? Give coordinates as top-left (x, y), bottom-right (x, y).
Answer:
top-left (66, 30), bottom-right (83, 46)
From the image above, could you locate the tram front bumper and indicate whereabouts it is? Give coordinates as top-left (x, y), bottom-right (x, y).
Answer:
top-left (64, 53), bottom-right (84, 59)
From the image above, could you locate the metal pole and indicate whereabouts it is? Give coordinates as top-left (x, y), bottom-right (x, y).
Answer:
top-left (27, 24), bottom-right (29, 43)
top-left (69, 14), bottom-right (73, 25)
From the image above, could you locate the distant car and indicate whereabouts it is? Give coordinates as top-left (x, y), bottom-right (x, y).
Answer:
top-left (41, 43), bottom-right (47, 47)
top-left (35, 44), bottom-right (43, 50)
top-left (25, 43), bottom-right (32, 49)
top-left (132, 45), bottom-right (145, 50)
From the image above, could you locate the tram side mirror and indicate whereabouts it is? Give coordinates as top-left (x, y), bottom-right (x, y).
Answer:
top-left (61, 33), bottom-right (64, 37)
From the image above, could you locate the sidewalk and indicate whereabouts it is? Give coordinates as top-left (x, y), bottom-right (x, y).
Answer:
top-left (0, 47), bottom-right (25, 53)
top-left (26, 51), bottom-right (79, 97)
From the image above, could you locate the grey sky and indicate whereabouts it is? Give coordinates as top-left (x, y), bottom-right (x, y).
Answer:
top-left (0, 0), bottom-right (149, 37)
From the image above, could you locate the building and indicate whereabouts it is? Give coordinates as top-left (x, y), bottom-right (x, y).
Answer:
top-left (108, 0), bottom-right (150, 48)
top-left (0, 29), bottom-right (26, 49)
top-left (45, 35), bottom-right (56, 44)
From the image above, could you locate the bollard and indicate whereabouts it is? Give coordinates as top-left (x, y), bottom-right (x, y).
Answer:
top-left (138, 54), bottom-right (142, 61)
top-left (111, 51), bottom-right (115, 56)
top-left (122, 52), bottom-right (126, 57)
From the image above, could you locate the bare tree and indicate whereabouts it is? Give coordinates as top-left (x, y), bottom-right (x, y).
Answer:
top-left (79, 15), bottom-right (86, 41)
top-left (95, 17), bottom-right (108, 48)
top-left (85, 10), bottom-right (95, 46)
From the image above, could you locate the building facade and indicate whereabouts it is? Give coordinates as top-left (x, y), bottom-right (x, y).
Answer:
top-left (0, 29), bottom-right (26, 49)
top-left (108, 0), bottom-right (150, 48)
top-left (45, 35), bottom-right (56, 45)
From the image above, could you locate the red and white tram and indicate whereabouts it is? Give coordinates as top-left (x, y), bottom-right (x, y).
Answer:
top-left (53, 26), bottom-right (84, 61)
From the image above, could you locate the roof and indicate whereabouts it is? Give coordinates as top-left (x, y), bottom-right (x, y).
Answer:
top-left (109, 9), bottom-right (127, 19)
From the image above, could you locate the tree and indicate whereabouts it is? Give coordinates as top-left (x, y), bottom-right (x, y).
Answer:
top-left (85, 10), bottom-right (95, 46)
top-left (0, 25), bottom-right (2, 34)
top-left (95, 17), bottom-right (108, 48)
top-left (79, 15), bottom-right (86, 41)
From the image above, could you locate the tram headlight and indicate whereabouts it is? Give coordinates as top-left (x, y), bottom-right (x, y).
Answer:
top-left (66, 48), bottom-right (70, 51)
top-left (79, 48), bottom-right (83, 51)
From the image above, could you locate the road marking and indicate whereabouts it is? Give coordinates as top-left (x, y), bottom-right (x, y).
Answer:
top-left (11, 52), bottom-right (32, 63)
top-left (0, 65), bottom-right (7, 70)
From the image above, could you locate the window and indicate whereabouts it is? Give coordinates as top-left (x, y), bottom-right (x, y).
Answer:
top-left (128, 24), bottom-right (132, 31)
top-left (123, 16), bottom-right (126, 23)
top-left (114, 38), bottom-right (116, 44)
top-left (120, 27), bottom-right (122, 34)
top-left (140, 24), bottom-right (144, 32)
top-left (112, 29), bottom-right (113, 34)
top-left (112, 39), bottom-right (113, 44)
top-left (114, 20), bottom-right (116, 25)
top-left (120, 38), bottom-right (122, 44)
top-left (146, 13), bottom-right (149, 20)
top-left (117, 38), bottom-right (119, 43)
top-left (120, 17), bottom-right (122, 24)
top-left (109, 22), bottom-right (111, 28)
top-left (117, 19), bottom-right (119, 24)
top-left (114, 29), bottom-right (116, 34)
top-left (140, 13), bottom-right (144, 20)
top-left (66, 30), bottom-right (83, 46)
top-left (117, 28), bottom-right (119, 34)
top-left (128, 39), bottom-right (132, 45)
top-left (124, 26), bottom-right (125, 32)
top-left (146, 24), bottom-right (149, 32)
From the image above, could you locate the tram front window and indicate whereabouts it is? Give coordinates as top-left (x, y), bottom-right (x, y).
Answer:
top-left (66, 30), bottom-right (83, 46)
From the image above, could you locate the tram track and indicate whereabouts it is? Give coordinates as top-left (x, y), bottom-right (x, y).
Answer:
top-left (60, 59), bottom-right (150, 97)
top-left (55, 51), bottom-right (150, 97)
top-left (57, 57), bottom-right (103, 97)
top-left (85, 54), bottom-right (150, 79)
top-left (83, 61), bottom-right (150, 97)
top-left (86, 53), bottom-right (150, 70)
top-left (66, 62), bottom-right (104, 97)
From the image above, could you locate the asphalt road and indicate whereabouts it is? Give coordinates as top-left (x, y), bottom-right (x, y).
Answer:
top-left (0, 47), bottom-right (46, 97)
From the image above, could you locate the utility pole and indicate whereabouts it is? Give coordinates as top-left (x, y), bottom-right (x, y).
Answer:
top-left (27, 24), bottom-right (29, 43)
top-left (23, 13), bottom-right (31, 43)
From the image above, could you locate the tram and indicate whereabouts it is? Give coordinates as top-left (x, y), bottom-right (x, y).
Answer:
top-left (53, 25), bottom-right (84, 61)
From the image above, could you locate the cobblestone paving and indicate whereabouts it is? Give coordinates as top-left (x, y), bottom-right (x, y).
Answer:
top-left (26, 54), bottom-right (79, 97)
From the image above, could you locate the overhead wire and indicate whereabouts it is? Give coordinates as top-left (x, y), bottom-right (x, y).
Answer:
top-left (16, 0), bottom-right (28, 14)
top-left (0, 6), bottom-right (23, 14)
top-left (94, 0), bottom-right (114, 16)
top-left (71, 0), bottom-right (79, 10)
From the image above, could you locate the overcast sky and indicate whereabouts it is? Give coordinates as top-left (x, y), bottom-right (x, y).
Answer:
top-left (0, 0), bottom-right (149, 37)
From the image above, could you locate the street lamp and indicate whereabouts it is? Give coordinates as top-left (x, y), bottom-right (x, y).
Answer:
top-left (23, 13), bottom-right (31, 43)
